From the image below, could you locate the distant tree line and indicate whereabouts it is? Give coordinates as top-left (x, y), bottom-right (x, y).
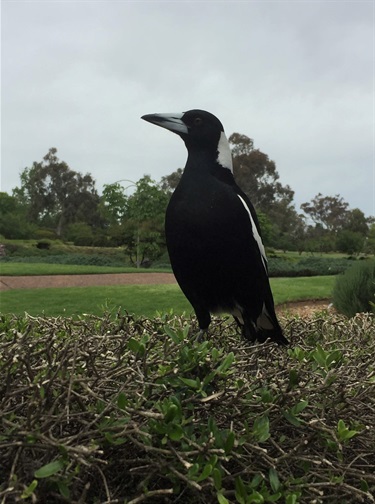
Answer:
top-left (1, 139), bottom-right (373, 265)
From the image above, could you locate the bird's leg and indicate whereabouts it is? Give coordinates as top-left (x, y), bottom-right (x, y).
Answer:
top-left (194, 309), bottom-right (211, 343)
top-left (196, 328), bottom-right (207, 343)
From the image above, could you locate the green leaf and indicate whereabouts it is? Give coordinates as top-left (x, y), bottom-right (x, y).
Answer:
top-left (337, 419), bottom-right (359, 442)
top-left (288, 369), bottom-right (299, 387)
top-left (217, 492), bottom-right (230, 504)
top-left (288, 346), bottom-right (306, 361)
top-left (269, 468), bottom-right (281, 492)
top-left (197, 463), bottom-right (213, 482)
top-left (188, 463), bottom-right (200, 477)
top-left (360, 479), bottom-right (369, 492)
top-left (326, 349), bottom-right (342, 367)
top-left (117, 392), bottom-right (127, 410)
top-left (217, 352), bottom-right (235, 373)
top-left (252, 415), bottom-right (270, 442)
top-left (168, 423), bottom-right (183, 441)
top-left (127, 337), bottom-right (145, 355)
top-left (21, 480), bottom-right (38, 499)
top-left (202, 370), bottom-right (217, 387)
top-left (283, 400), bottom-right (308, 427)
top-left (224, 430), bottom-right (235, 454)
top-left (182, 324), bottom-right (191, 338)
top-left (268, 492), bottom-right (283, 502)
top-left (104, 432), bottom-right (127, 445)
top-left (235, 475), bottom-right (247, 503)
top-left (251, 474), bottom-right (263, 488)
top-left (311, 345), bottom-right (327, 367)
top-left (57, 480), bottom-right (70, 499)
top-left (179, 377), bottom-right (199, 389)
top-left (164, 325), bottom-right (182, 343)
top-left (211, 347), bottom-right (220, 361)
top-left (260, 388), bottom-right (274, 403)
top-left (212, 467), bottom-right (222, 490)
top-left (35, 459), bottom-right (64, 478)
top-left (285, 492), bottom-right (301, 504)
top-left (292, 400), bottom-right (308, 415)
top-left (247, 491), bottom-right (264, 503)
top-left (164, 404), bottom-right (178, 423)
top-left (283, 411), bottom-right (302, 427)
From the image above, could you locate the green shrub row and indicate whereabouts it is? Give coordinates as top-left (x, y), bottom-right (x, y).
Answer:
top-left (1, 253), bottom-right (362, 276)
top-left (0, 240), bottom-right (127, 258)
top-left (1, 238), bottom-right (368, 278)
top-left (0, 253), bottom-right (127, 267)
top-left (267, 257), bottom-right (355, 277)
top-left (1, 312), bottom-right (374, 503)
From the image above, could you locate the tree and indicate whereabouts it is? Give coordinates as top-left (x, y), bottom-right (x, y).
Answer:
top-left (364, 224), bottom-right (375, 254)
top-left (342, 208), bottom-right (369, 236)
top-left (229, 133), bottom-right (307, 250)
top-left (229, 133), bottom-right (295, 213)
top-left (160, 168), bottom-right (184, 193)
top-left (121, 175), bottom-right (170, 267)
top-left (13, 148), bottom-right (100, 236)
top-left (64, 222), bottom-right (95, 246)
top-left (126, 175), bottom-right (169, 221)
top-left (336, 230), bottom-right (364, 255)
top-left (269, 204), bottom-right (307, 253)
top-left (99, 183), bottom-right (128, 225)
top-left (0, 192), bottom-right (37, 239)
top-left (304, 223), bottom-right (335, 254)
top-left (300, 193), bottom-right (350, 232)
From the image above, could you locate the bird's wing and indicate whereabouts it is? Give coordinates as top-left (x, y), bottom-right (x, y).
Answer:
top-left (231, 186), bottom-right (268, 273)
top-left (236, 194), bottom-right (267, 270)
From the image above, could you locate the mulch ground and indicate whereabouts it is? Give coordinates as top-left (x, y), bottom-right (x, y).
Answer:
top-left (0, 273), bottom-right (333, 316)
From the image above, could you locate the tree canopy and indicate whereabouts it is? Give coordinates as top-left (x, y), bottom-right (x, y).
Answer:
top-left (229, 133), bottom-right (295, 215)
top-left (300, 193), bottom-right (350, 232)
top-left (13, 148), bottom-right (100, 236)
top-left (2, 136), bottom-right (373, 260)
top-left (99, 176), bottom-right (169, 266)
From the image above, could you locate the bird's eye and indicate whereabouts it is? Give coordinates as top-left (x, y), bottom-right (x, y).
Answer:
top-left (194, 117), bottom-right (203, 126)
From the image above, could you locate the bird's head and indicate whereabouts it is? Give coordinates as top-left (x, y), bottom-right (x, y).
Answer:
top-left (141, 109), bottom-right (233, 172)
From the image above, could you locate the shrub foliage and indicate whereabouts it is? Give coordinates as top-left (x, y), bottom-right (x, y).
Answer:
top-left (0, 312), bottom-right (374, 503)
top-left (333, 260), bottom-right (375, 317)
top-left (1, 249), bottom-right (357, 276)
top-left (267, 257), bottom-right (353, 277)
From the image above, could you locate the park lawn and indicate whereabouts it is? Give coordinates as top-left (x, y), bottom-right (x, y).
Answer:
top-left (0, 263), bottom-right (171, 276)
top-left (0, 276), bottom-right (336, 318)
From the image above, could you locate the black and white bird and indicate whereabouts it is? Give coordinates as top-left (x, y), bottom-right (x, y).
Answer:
top-left (141, 109), bottom-right (288, 345)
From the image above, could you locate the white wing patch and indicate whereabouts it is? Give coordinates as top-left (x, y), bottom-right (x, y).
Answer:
top-left (257, 303), bottom-right (275, 330)
top-left (237, 194), bottom-right (268, 272)
top-left (216, 131), bottom-right (233, 172)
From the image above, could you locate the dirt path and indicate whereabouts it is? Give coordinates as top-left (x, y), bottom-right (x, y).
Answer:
top-left (0, 273), bottom-right (177, 291)
top-left (0, 273), bottom-right (333, 316)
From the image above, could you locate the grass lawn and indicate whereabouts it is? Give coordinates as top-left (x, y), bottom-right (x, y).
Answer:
top-left (0, 276), bottom-right (336, 318)
top-left (0, 263), bottom-right (171, 276)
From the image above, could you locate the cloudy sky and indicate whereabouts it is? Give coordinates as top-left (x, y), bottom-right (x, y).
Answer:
top-left (2, 1), bottom-right (374, 218)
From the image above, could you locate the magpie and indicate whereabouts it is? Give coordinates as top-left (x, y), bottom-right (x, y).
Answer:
top-left (141, 109), bottom-right (288, 345)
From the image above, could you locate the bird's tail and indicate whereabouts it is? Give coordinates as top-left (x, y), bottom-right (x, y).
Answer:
top-left (257, 302), bottom-right (289, 345)
top-left (238, 302), bottom-right (289, 346)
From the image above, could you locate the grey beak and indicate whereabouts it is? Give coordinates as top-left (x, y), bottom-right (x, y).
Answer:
top-left (141, 112), bottom-right (188, 135)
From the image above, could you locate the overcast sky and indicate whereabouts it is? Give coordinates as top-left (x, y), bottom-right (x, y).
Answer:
top-left (2, 1), bottom-right (374, 218)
